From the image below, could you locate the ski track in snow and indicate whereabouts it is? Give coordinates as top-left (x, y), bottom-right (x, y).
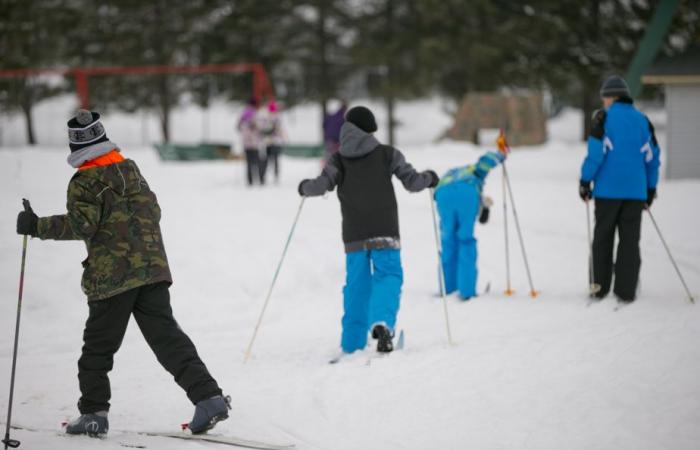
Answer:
top-left (1, 101), bottom-right (700, 449)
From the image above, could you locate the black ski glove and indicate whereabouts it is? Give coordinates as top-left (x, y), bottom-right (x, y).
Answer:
top-left (579, 180), bottom-right (592, 201)
top-left (646, 188), bottom-right (656, 209)
top-left (424, 170), bottom-right (439, 188)
top-left (298, 179), bottom-right (309, 197)
top-left (17, 199), bottom-right (38, 236)
top-left (478, 196), bottom-right (493, 224)
top-left (478, 207), bottom-right (490, 224)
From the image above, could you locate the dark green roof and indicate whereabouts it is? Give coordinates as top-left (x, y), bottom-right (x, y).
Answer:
top-left (644, 46), bottom-right (700, 77)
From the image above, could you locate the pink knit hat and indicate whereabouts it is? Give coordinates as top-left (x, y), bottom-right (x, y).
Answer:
top-left (267, 100), bottom-right (278, 113)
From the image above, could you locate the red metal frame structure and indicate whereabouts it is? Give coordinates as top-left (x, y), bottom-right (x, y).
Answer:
top-left (0, 63), bottom-right (274, 108)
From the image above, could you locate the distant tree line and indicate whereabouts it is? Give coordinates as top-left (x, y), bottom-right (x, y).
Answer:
top-left (1, 0), bottom-right (698, 144)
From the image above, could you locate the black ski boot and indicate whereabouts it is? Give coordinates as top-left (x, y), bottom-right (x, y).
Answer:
top-left (371, 324), bottom-right (394, 353)
top-left (64, 411), bottom-right (108, 437)
top-left (188, 395), bottom-right (231, 434)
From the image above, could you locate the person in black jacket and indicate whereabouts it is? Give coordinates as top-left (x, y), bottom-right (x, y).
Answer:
top-left (298, 106), bottom-right (438, 354)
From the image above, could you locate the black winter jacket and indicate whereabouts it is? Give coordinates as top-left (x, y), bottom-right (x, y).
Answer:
top-left (300, 122), bottom-right (433, 252)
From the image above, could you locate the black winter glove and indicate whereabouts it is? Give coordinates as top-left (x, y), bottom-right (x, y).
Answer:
top-left (646, 188), bottom-right (656, 209)
top-left (16, 199), bottom-right (38, 236)
top-left (298, 179), bottom-right (309, 197)
top-left (425, 170), bottom-right (439, 188)
top-left (478, 196), bottom-right (493, 224)
top-left (478, 207), bottom-right (490, 224)
top-left (579, 180), bottom-right (592, 201)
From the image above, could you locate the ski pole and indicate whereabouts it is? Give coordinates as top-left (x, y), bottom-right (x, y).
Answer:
top-left (502, 163), bottom-right (538, 298)
top-left (3, 199), bottom-right (31, 450)
top-left (646, 210), bottom-right (695, 304)
top-left (502, 166), bottom-right (513, 296)
top-left (244, 197), bottom-right (306, 362)
top-left (586, 201), bottom-right (601, 295)
top-left (429, 189), bottom-right (454, 346)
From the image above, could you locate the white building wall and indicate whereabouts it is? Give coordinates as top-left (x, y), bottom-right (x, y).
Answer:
top-left (666, 84), bottom-right (700, 179)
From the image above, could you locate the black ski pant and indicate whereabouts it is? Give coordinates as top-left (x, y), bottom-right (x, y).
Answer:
top-left (245, 148), bottom-right (267, 185)
top-left (592, 198), bottom-right (645, 301)
top-left (77, 281), bottom-right (221, 413)
top-left (266, 145), bottom-right (281, 181)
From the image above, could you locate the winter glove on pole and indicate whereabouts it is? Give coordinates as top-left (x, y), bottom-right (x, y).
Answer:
top-left (579, 180), bottom-right (592, 202)
top-left (645, 188), bottom-right (656, 209)
top-left (424, 170), bottom-right (439, 188)
top-left (297, 180), bottom-right (309, 197)
top-left (16, 200), bottom-right (38, 237)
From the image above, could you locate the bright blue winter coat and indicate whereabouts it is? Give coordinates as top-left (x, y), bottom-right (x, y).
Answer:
top-left (580, 101), bottom-right (660, 200)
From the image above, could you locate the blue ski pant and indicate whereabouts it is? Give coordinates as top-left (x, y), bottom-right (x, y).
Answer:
top-left (435, 183), bottom-right (480, 299)
top-left (341, 249), bottom-right (403, 353)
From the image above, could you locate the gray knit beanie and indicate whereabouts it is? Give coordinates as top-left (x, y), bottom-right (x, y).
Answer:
top-left (600, 75), bottom-right (631, 98)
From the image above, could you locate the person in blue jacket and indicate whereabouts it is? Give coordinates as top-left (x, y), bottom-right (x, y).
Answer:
top-left (579, 75), bottom-right (660, 304)
top-left (298, 106), bottom-right (438, 354)
top-left (434, 150), bottom-right (505, 300)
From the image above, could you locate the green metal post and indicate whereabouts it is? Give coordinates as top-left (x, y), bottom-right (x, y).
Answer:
top-left (625, 0), bottom-right (681, 97)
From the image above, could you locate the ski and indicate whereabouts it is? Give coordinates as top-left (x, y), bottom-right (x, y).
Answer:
top-left (7, 423), bottom-right (293, 450)
top-left (135, 431), bottom-right (294, 449)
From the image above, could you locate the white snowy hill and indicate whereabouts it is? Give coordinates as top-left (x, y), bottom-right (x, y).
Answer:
top-left (1, 99), bottom-right (699, 449)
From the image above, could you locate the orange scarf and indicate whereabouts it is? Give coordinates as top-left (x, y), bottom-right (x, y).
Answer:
top-left (79, 150), bottom-right (125, 170)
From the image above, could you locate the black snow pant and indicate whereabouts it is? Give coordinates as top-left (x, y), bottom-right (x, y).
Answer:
top-left (266, 145), bottom-right (281, 182)
top-left (245, 148), bottom-right (267, 185)
top-left (77, 281), bottom-right (221, 414)
top-left (592, 198), bottom-right (645, 301)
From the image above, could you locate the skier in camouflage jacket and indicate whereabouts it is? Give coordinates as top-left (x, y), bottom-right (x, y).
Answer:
top-left (15, 110), bottom-right (230, 437)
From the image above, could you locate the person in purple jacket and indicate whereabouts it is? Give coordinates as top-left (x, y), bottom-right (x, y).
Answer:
top-left (322, 100), bottom-right (347, 163)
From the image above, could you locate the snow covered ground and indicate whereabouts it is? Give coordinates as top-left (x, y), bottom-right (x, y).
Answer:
top-left (1, 100), bottom-right (699, 450)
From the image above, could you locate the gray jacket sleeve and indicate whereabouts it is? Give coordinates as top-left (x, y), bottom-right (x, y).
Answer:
top-left (300, 153), bottom-right (341, 196)
top-left (390, 148), bottom-right (432, 192)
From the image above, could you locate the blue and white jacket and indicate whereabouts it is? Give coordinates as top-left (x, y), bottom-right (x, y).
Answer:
top-left (436, 151), bottom-right (504, 192)
top-left (580, 100), bottom-right (660, 200)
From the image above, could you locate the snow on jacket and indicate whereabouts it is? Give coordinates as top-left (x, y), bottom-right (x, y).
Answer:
top-left (580, 100), bottom-right (660, 200)
top-left (436, 151), bottom-right (504, 193)
top-left (237, 106), bottom-right (261, 150)
top-left (300, 122), bottom-right (434, 252)
top-left (36, 159), bottom-right (172, 301)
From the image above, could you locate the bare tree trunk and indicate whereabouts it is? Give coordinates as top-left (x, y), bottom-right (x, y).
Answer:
top-left (582, 0), bottom-right (600, 141)
top-left (318, 0), bottom-right (329, 136)
top-left (582, 83), bottom-right (595, 141)
top-left (385, 0), bottom-right (396, 147)
top-left (158, 75), bottom-right (171, 142)
top-left (21, 99), bottom-right (36, 145)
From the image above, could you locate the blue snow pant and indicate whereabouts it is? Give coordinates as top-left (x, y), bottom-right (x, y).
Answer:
top-left (435, 182), bottom-right (480, 299)
top-left (341, 249), bottom-right (403, 353)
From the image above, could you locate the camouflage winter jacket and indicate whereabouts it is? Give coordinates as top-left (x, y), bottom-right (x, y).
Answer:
top-left (36, 159), bottom-right (172, 301)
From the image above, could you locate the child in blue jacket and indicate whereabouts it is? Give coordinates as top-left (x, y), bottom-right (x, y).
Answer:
top-left (579, 75), bottom-right (660, 303)
top-left (435, 150), bottom-right (505, 300)
top-left (298, 106), bottom-right (438, 354)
